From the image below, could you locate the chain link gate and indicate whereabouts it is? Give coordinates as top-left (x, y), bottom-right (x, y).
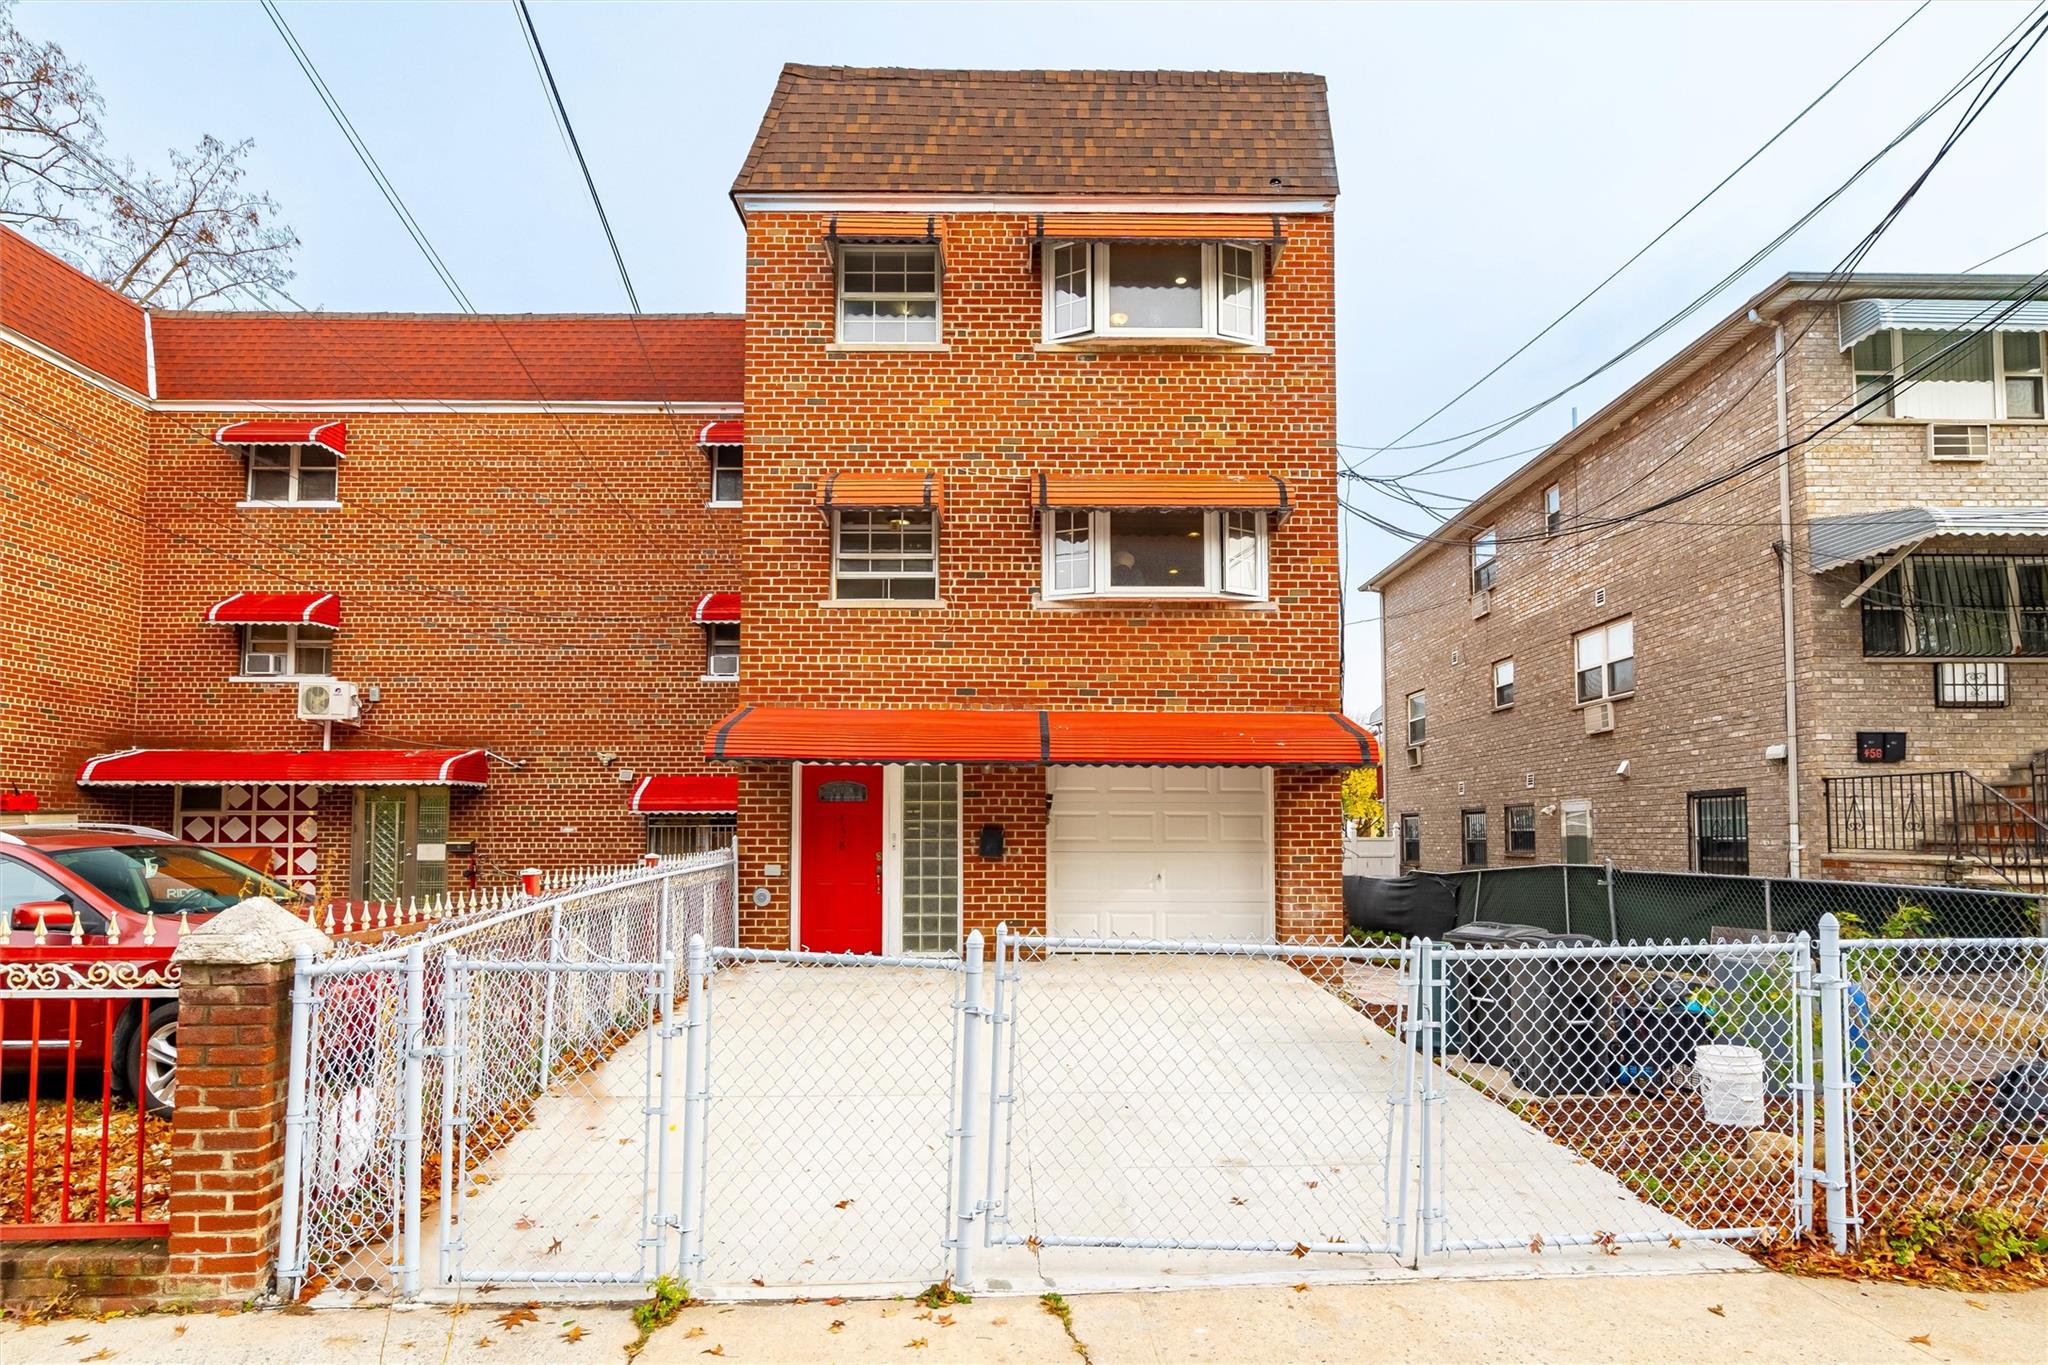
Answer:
top-left (438, 952), bottom-right (679, 1288)
top-left (983, 930), bottom-right (1416, 1264)
top-left (1415, 936), bottom-right (1813, 1257)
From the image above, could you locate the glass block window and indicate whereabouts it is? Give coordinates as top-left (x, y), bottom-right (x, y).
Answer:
top-left (900, 764), bottom-right (959, 954)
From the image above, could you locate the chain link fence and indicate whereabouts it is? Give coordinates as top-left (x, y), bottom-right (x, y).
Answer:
top-left (1412, 864), bottom-right (2044, 943)
top-left (279, 852), bottom-right (736, 1298)
top-left (1838, 938), bottom-right (2048, 1244)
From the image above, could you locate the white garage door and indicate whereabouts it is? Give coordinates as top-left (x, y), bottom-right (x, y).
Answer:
top-left (1046, 766), bottom-right (1273, 941)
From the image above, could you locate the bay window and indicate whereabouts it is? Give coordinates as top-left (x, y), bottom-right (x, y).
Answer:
top-left (1861, 553), bottom-right (2048, 658)
top-left (1041, 508), bottom-right (1267, 599)
top-left (837, 246), bottom-right (941, 344)
top-left (1042, 241), bottom-right (1264, 344)
top-left (834, 507), bottom-right (939, 601)
top-left (1573, 618), bottom-right (1635, 703)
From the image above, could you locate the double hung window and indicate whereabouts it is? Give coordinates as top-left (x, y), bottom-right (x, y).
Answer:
top-left (838, 246), bottom-right (941, 344)
top-left (245, 444), bottom-right (338, 505)
top-left (1574, 618), bottom-right (1636, 703)
top-left (834, 507), bottom-right (939, 601)
top-left (1042, 509), bottom-right (1265, 599)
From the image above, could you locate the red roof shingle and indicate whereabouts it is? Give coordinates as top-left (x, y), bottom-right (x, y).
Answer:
top-left (0, 228), bottom-right (150, 392)
top-left (733, 66), bottom-right (1338, 198)
top-left (151, 311), bottom-right (743, 403)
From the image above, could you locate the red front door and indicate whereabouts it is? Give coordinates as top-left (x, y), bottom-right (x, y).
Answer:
top-left (799, 765), bottom-right (884, 954)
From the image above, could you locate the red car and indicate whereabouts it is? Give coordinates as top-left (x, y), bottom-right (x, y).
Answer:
top-left (2, 823), bottom-right (304, 1113)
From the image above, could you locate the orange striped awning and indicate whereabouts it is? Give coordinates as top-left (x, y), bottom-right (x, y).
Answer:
top-left (827, 213), bottom-right (939, 241)
top-left (818, 471), bottom-right (944, 512)
top-left (707, 707), bottom-right (1377, 768)
top-left (1035, 473), bottom-right (1290, 518)
top-left (1036, 213), bottom-right (1285, 247)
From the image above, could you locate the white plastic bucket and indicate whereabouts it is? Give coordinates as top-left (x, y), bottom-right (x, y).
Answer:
top-left (1696, 1044), bottom-right (1766, 1127)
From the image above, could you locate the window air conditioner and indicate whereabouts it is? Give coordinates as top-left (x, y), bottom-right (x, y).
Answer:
top-left (1406, 744), bottom-right (1425, 769)
top-left (298, 679), bottom-right (362, 724)
top-left (708, 653), bottom-right (739, 678)
top-left (1469, 590), bottom-right (1491, 620)
top-left (243, 654), bottom-right (287, 677)
top-left (1583, 700), bottom-right (1616, 735)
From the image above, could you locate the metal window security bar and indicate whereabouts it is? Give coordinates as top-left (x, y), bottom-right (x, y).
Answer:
top-left (983, 931), bottom-right (1415, 1264)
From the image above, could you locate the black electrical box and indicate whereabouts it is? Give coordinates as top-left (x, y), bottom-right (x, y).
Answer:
top-left (977, 825), bottom-right (1005, 859)
top-left (1856, 731), bottom-right (1906, 763)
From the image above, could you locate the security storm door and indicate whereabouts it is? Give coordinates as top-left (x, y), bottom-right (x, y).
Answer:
top-left (799, 765), bottom-right (885, 953)
top-left (351, 786), bottom-right (449, 903)
top-left (1045, 766), bottom-right (1273, 940)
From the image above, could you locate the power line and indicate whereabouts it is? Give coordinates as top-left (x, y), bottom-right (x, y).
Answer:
top-left (1965, 228), bottom-right (2048, 272)
top-left (1344, 0), bottom-right (1931, 470)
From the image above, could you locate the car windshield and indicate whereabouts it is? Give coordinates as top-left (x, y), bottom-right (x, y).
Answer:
top-left (48, 844), bottom-right (300, 915)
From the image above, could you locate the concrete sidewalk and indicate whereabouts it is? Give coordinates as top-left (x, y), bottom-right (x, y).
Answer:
top-left (9, 1274), bottom-right (2043, 1363)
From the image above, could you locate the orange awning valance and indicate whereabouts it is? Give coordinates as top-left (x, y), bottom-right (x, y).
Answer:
top-left (827, 213), bottom-right (938, 241)
top-left (818, 472), bottom-right (944, 513)
top-left (1035, 213), bottom-right (1284, 254)
top-left (1035, 473), bottom-right (1290, 518)
top-left (707, 707), bottom-right (1377, 768)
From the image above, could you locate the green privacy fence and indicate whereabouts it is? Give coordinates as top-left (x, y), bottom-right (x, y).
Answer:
top-left (1421, 862), bottom-right (2046, 943)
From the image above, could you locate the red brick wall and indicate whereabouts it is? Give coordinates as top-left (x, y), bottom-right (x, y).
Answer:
top-left (0, 342), bottom-right (148, 808)
top-left (735, 211), bottom-right (1344, 943)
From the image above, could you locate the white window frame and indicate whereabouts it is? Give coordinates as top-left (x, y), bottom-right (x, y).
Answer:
top-left (1851, 328), bottom-right (2048, 423)
top-left (832, 506), bottom-right (940, 601)
top-left (835, 245), bottom-right (942, 345)
top-left (1039, 508), bottom-right (1268, 600)
top-left (1041, 241), bottom-right (1264, 344)
top-left (241, 443), bottom-right (340, 507)
top-left (1573, 617), bottom-right (1636, 705)
top-left (1405, 690), bottom-right (1426, 747)
top-left (1471, 526), bottom-right (1499, 594)
top-left (1543, 483), bottom-right (1562, 536)
top-left (2005, 330), bottom-right (2045, 418)
top-left (1491, 657), bottom-right (1515, 710)
top-left (707, 446), bottom-right (743, 506)
top-left (236, 623), bottom-right (334, 681)
top-left (704, 622), bottom-right (739, 681)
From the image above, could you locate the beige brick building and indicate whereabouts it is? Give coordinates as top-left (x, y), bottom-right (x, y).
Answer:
top-left (1367, 274), bottom-right (2046, 889)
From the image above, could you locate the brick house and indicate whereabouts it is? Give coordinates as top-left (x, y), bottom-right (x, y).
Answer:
top-left (3, 65), bottom-right (1371, 938)
top-left (719, 67), bottom-right (1367, 950)
top-left (1366, 273), bottom-right (2047, 890)
top-left (2, 226), bottom-right (747, 899)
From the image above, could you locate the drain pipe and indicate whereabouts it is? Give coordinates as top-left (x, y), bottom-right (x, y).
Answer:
top-left (1761, 311), bottom-right (1803, 878)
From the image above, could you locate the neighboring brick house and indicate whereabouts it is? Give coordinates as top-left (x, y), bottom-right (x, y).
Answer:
top-left (2, 227), bottom-right (746, 899)
top-left (719, 66), bottom-right (1367, 950)
top-left (3, 65), bottom-right (1371, 938)
top-left (1367, 273), bottom-right (2047, 890)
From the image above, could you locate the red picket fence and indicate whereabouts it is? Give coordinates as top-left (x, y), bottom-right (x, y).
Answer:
top-left (1, 945), bottom-right (178, 1240)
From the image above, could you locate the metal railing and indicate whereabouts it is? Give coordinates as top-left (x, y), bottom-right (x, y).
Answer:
top-left (1825, 769), bottom-right (2048, 889)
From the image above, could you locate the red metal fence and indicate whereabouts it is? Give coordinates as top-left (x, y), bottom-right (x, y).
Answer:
top-left (2, 945), bottom-right (178, 1240)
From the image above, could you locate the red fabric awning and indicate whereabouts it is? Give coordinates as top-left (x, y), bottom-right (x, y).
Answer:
top-left (706, 708), bottom-right (1377, 767)
top-left (630, 774), bottom-right (739, 814)
top-left (694, 592), bottom-right (740, 624)
top-left (204, 591), bottom-right (342, 629)
top-left (1035, 473), bottom-right (1290, 518)
top-left (77, 748), bottom-right (491, 788)
top-left (698, 419), bottom-right (743, 446)
top-left (213, 419), bottom-right (348, 458)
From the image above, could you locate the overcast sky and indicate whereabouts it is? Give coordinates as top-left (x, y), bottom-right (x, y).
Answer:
top-left (20, 1), bottom-right (2046, 721)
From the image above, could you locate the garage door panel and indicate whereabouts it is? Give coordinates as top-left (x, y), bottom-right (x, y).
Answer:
top-left (1046, 765), bottom-right (1273, 942)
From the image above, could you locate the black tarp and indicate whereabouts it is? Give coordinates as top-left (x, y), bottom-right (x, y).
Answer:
top-left (1345, 872), bottom-right (1460, 939)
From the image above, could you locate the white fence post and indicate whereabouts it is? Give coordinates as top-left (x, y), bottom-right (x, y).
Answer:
top-left (1792, 929), bottom-right (1816, 1237)
top-left (677, 934), bottom-right (710, 1277)
top-left (275, 945), bottom-right (316, 1298)
top-left (538, 900), bottom-right (565, 1089)
top-left (1414, 938), bottom-right (1442, 1266)
top-left (982, 923), bottom-right (1009, 1247)
top-left (437, 956), bottom-right (464, 1287)
top-left (952, 930), bottom-right (985, 1288)
top-left (1817, 914), bottom-right (1851, 1252)
top-left (652, 952), bottom-right (679, 1281)
top-left (1389, 936), bottom-right (1422, 1266)
top-left (400, 944), bottom-right (425, 1295)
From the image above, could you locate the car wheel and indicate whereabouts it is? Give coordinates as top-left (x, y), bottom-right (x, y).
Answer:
top-left (127, 1000), bottom-right (179, 1116)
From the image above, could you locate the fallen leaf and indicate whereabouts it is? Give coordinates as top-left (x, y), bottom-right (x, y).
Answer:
top-left (751, 1277), bottom-right (765, 1288)
top-left (65, 1337), bottom-right (89, 1347)
top-left (1291, 1283), bottom-right (1309, 1294)
top-left (936, 1313), bottom-right (955, 1327)
top-left (476, 1338), bottom-right (494, 1349)
top-left (824, 1297), bottom-right (847, 1307)
top-left (1290, 1242), bottom-right (1310, 1259)
top-left (1964, 1300), bottom-right (1987, 1311)
top-left (82, 1351), bottom-right (115, 1363)
top-left (561, 1325), bottom-right (585, 1343)
top-left (1707, 1305), bottom-right (1725, 1318)
top-left (1230, 1197), bottom-right (1247, 1206)
top-left (1305, 1180), bottom-right (1319, 1190)
top-left (684, 1327), bottom-right (706, 1339)
top-left (702, 1348), bottom-right (725, 1358)
top-left (494, 1308), bottom-right (539, 1330)
top-left (546, 1238), bottom-right (563, 1256)
top-left (172, 1328), bottom-right (186, 1339)
top-left (835, 1199), bottom-right (853, 1210)
top-left (1529, 1235), bottom-right (1544, 1254)
top-left (515, 1216), bottom-right (536, 1230)
top-left (906, 1340), bottom-right (929, 1351)
top-left (1908, 1336), bottom-right (1931, 1348)
top-left (1594, 1230), bottom-right (1619, 1257)
top-left (829, 1321), bottom-right (846, 1334)
top-left (1668, 1236), bottom-right (1683, 1249)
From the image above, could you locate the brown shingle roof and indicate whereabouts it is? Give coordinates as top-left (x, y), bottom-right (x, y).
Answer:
top-left (732, 66), bottom-right (1337, 199)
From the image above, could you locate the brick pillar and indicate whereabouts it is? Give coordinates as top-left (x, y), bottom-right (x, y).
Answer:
top-left (165, 898), bottom-right (330, 1305)
top-left (1275, 768), bottom-right (1346, 941)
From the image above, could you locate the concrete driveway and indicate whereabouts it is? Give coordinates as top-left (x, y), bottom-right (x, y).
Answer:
top-left (424, 953), bottom-right (1747, 1299)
